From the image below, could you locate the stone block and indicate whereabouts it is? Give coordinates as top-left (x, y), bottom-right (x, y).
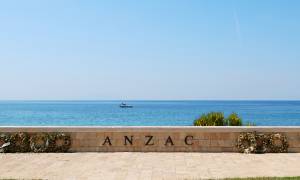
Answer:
top-left (75, 133), bottom-right (97, 140)
top-left (287, 139), bottom-right (300, 148)
top-left (1, 126), bottom-right (300, 152)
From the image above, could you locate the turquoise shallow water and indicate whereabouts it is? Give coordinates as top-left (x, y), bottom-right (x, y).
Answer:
top-left (0, 101), bottom-right (300, 126)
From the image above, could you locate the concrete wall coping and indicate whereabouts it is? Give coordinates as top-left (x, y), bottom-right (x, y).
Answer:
top-left (0, 126), bottom-right (300, 132)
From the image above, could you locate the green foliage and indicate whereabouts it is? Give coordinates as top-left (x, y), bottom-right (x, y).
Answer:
top-left (226, 113), bottom-right (242, 126)
top-left (194, 112), bottom-right (250, 126)
top-left (194, 112), bottom-right (224, 126)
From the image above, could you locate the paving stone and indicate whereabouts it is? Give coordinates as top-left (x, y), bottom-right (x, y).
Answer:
top-left (1, 153), bottom-right (299, 179)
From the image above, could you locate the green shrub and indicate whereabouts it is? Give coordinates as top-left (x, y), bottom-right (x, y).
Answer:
top-left (194, 112), bottom-right (224, 126)
top-left (193, 112), bottom-right (249, 126)
top-left (226, 112), bottom-right (242, 126)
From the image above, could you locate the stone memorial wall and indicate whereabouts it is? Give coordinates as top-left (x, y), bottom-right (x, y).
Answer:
top-left (0, 126), bottom-right (300, 152)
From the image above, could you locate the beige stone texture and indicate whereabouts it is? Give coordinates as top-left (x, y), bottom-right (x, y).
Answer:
top-left (1, 153), bottom-right (300, 180)
top-left (0, 126), bottom-right (300, 152)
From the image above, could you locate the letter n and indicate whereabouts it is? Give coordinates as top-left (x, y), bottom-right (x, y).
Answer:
top-left (124, 136), bottom-right (133, 145)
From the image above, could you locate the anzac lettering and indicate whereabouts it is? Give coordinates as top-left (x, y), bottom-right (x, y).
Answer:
top-left (124, 136), bottom-right (133, 145)
top-left (145, 135), bottom-right (154, 145)
top-left (165, 136), bottom-right (174, 146)
top-left (102, 136), bottom-right (112, 146)
top-left (100, 135), bottom-right (196, 147)
top-left (185, 136), bottom-right (194, 145)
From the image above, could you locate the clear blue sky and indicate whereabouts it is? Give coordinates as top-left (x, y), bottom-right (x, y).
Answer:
top-left (1, 0), bottom-right (300, 100)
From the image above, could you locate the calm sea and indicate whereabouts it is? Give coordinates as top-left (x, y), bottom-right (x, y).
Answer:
top-left (0, 101), bottom-right (300, 126)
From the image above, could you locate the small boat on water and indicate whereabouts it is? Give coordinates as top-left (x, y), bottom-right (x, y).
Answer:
top-left (119, 102), bottom-right (133, 108)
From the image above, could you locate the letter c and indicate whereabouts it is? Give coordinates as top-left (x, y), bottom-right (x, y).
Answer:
top-left (185, 136), bottom-right (193, 145)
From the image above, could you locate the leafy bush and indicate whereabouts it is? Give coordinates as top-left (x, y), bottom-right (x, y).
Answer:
top-left (194, 112), bottom-right (247, 126)
top-left (226, 113), bottom-right (242, 126)
top-left (194, 112), bottom-right (224, 126)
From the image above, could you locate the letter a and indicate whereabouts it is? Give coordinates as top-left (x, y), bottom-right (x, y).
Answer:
top-left (165, 136), bottom-right (174, 146)
top-left (102, 136), bottom-right (112, 146)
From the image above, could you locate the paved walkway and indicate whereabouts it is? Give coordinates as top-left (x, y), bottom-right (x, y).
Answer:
top-left (0, 153), bottom-right (300, 180)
